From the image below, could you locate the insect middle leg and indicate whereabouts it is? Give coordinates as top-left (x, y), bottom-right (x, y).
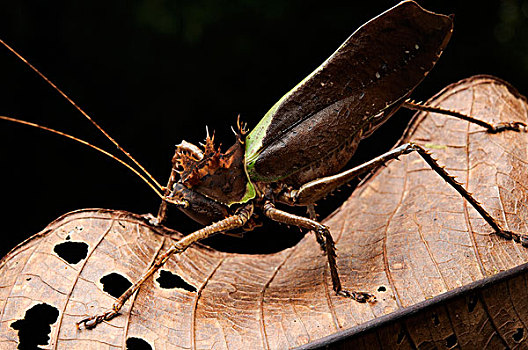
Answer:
top-left (77, 204), bottom-right (254, 330)
top-left (262, 200), bottom-right (375, 303)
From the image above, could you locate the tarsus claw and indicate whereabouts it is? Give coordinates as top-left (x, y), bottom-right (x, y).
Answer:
top-left (76, 309), bottom-right (119, 330)
top-left (338, 290), bottom-right (377, 303)
top-left (490, 122), bottom-right (528, 133)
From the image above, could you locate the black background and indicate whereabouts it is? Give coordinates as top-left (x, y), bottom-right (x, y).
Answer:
top-left (1, 0), bottom-right (528, 258)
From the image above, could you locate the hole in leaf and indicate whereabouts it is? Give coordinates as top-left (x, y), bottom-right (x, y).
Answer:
top-left (377, 285), bottom-right (386, 292)
top-left (513, 327), bottom-right (524, 343)
top-left (126, 337), bottom-right (153, 350)
top-left (445, 334), bottom-right (457, 348)
top-left (10, 303), bottom-right (59, 349)
top-left (156, 270), bottom-right (197, 292)
top-left (100, 273), bottom-right (132, 298)
top-left (53, 241), bottom-right (88, 264)
top-left (431, 312), bottom-right (440, 326)
top-left (396, 327), bottom-right (406, 344)
top-left (65, 235), bottom-right (71, 240)
top-left (467, 294), bottom-right (478, 313)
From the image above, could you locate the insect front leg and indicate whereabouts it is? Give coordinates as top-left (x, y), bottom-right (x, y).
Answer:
top-left (155, 167), bottom-right (179, 225)
top-left (262, 200), bottom-right (375, 303)
top-left (77, 204), bottom-right (254, 330)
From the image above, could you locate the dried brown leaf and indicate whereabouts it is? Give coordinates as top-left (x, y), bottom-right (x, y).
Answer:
top-left (1, 75), bottom-right (528, 349)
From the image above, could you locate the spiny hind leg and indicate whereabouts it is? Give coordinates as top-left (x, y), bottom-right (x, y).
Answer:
top-left (407, 143), bottom-right (528, 245)
top-left (403, 100), bottom-right (528, 133)
top-left (286, 142), bottom-right (528, 245)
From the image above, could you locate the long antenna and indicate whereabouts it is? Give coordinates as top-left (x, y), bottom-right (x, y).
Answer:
top-left (0, 38), bottom-right (164, 192)
top-left (0, 115), bottom-right (165, 199)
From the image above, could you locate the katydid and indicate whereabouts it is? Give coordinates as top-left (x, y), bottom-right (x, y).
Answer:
top-left (1, 1), bottom-right (526, 330)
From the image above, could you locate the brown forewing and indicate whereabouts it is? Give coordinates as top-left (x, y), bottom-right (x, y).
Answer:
top-left (251, 1), bottom-right (453, 182)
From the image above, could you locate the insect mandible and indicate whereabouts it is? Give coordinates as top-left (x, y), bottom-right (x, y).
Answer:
top-left (1, 0), bottom-right (527, 330)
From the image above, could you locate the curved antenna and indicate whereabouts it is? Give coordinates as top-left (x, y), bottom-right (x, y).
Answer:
top-left (0, 115), bottom-right (165, 200)
top-left (0, 38), bottom-right (164, 192)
